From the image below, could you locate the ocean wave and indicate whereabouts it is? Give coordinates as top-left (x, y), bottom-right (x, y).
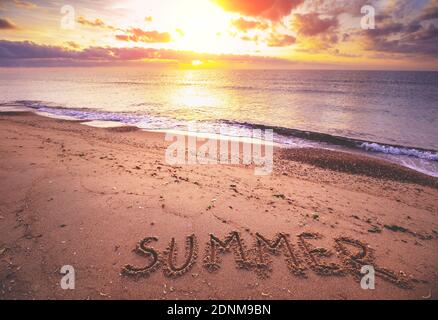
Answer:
top-left (359, 142), bottom-right (438, 161)
top-left (219, 120), bottom-right (438, 162)
top-left (3, 100), bottom-right (438, 164)
top-left (5, 100), bottom-right (185, 129)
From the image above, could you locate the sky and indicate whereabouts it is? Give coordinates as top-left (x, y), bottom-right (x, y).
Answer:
top-left (0, 0), bottom-right (437, 69)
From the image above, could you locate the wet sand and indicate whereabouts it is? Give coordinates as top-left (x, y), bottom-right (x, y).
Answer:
top-left (0, 112), bottom-right (437, 300)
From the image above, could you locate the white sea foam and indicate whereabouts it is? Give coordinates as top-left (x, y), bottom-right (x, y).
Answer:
top-left (360, 142), bottom-right (438, 161)
top-left (3, 100), bottom-right (438, 177)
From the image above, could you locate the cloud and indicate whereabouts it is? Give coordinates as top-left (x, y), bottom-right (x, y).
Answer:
top-left (300, 0), bottom-right (374, 17)
top-left (65, 41), bottom-right (80, 49)
top-left (0, 40), bottom-right (294, 67)
top-left (319, 0), bottom-right (434, 59)
top-left (75, 16), bottom-right (171, 44)
top-left (361, 6), bottom-right (438, 58)
top-left (77, 16), bottom-right (116, 30)
top-left (0, 0), bottom-right (36, 10)
top-left (115, 28), bottom-right (172, 43)
top-left (290, 12), bottom-right (340, 54)
top-left (0, 40), bottom-right (79, 60)
top-left (13, 0), bottom-right (36, 9)
top-left (417, 6), bottom-right (438, 21)
top-left (267, 33), bottom-right (295, 47)
top-left (0, 17), bottom-right (17, 29)
top-left (365, 23), bottom-right (438, 57)
top-left (114, 35), bottom-right (130, 42)
top-left (0, 40), bottom-right (161, 63)
top-left (214, 0), bottom-right (304, 21)
top-left (241, 35), bottom-right (259, 42)
top-left (292, 13), bottom-right (338, 36)
top-left (231, 17), bottom-right (268, 32)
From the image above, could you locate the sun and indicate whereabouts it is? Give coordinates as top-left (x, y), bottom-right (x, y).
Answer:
top-left (191, 59), bottom-right (203, 66)
top-left (171, 0), bottom-right (232, 53)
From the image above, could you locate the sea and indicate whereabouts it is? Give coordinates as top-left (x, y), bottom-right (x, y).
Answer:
top-left (1, 67), bottom-right (437, 176)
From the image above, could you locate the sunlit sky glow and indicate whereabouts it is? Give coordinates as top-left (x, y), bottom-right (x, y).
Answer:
top-left (0, 0), bottom-right (437, 69)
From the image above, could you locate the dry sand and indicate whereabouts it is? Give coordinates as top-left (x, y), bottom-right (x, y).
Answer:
top-left (0, 112), bottom-right (437, 300)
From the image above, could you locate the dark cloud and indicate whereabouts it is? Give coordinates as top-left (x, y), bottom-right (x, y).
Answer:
top-left (341, 33), bottom-right (350, 42)
top-left (417, 6), bottom-right (438, 21)
top-left (292, 0), bottom-right (437, 59)
top-left (325, 0), bottom-right (434, 59)
top-left (293, 13), bottom-right (338, 36)
top-left (214, 0), bottom-right (304, 21)
top-left (0, 17), bottom-right (17, 29)
top-left (0, 40), bottom-right (164, 62)
top-left (367, 22), bottom-right (406, 37)
top-left (115, 28), bottom-right (172, 43)
top-left (364, 19), bottom-right (438, 57)
top-left (0, 40), bottom-right (294, 67)
top-left (0, 40), bottom-right (69, 59)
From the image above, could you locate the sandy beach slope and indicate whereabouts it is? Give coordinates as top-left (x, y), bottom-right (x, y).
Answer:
top-left (0, 112), bottom-right (437, 300)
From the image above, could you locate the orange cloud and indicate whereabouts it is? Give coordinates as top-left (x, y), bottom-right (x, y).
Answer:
top-left (77, 16), bottom-right (116, 30)
top-left (241, 35), bottom-right (259, 42)
top-left (116, 28), bottom-right (172, 43)
top-left (231, 17), bottom-right (268, 32)
top-left (65, 41), bottom-right (80, 49)
top-left (215, 0), bottom-right (304, 21)
top-left (267, 33), bottom-right (295, 47)
top-left (115, 35), bottom-right (130, 42)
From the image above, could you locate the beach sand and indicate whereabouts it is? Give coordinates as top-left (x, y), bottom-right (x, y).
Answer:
top-left (0, 112), bottom-right (437, 300)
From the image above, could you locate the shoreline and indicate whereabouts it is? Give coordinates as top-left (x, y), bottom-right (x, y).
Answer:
top-left (0, 112), bottom-right (437, 299)
top-left (1, 104), bottom-right (437, 179)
